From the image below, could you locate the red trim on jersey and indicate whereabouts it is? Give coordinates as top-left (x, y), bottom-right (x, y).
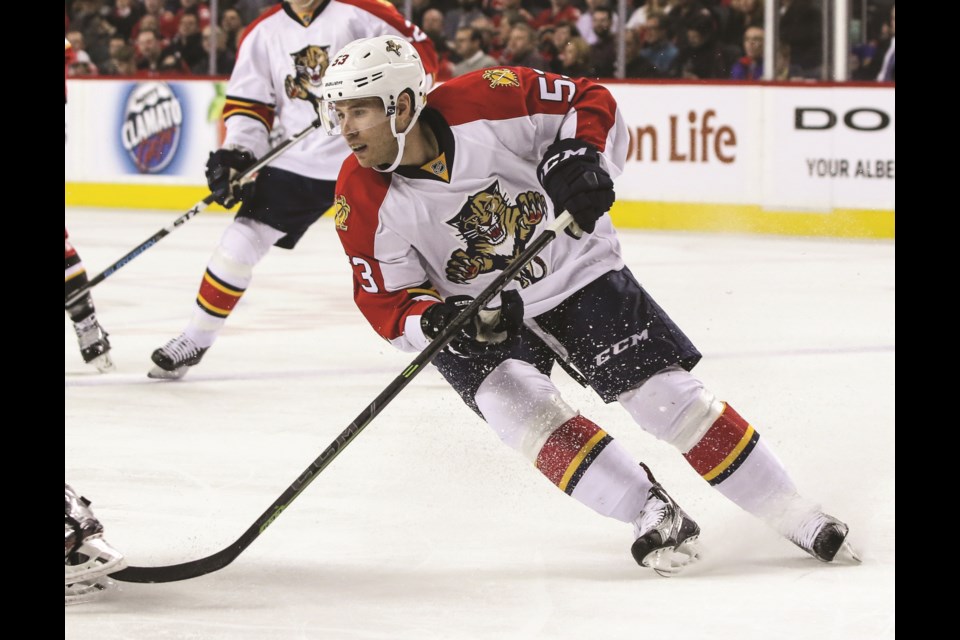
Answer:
top-left (223, 98), bottom-right (275, 132)
top-left (236, 3), bottom-right (284, 52)
top-left (335, 157), bottom-right (434, 341)
top-left (235, 1), bottom-right (437, 81)
top-left (334, 0), bottom-right (439, 78)
top-left (428, 67), bottom-right (617, 152)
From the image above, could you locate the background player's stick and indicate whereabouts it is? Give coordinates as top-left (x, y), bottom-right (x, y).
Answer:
top-left (111, 211), bottom-right (576, 584)
top-left (64, 119), bottom-right (324, 309)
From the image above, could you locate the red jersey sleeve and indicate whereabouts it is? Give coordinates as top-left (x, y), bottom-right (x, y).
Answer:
top-left (334, 158), bottom-right (437, 344)
top-left (337, 0), bottom-right (439, 84)
top-left (429, 66), bottom-right (618, 152)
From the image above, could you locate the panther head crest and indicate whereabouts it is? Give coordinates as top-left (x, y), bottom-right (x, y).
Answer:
top-left (448, 181), bottom-right (510, 246)
top-left (290, 45), bottom-right (329, 88)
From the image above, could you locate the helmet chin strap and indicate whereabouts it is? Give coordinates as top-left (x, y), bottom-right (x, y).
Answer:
top-left (374, 108), bottom-right (421, 173)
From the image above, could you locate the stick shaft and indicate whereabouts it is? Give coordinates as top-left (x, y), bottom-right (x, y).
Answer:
top-left (64, 120), bottom-right (323, 309)
top-left (111, 211), bottom-right (574, 583)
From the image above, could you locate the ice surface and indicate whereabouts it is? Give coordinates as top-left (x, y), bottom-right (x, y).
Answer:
top-left (65, 208), bottom-right (895, 639)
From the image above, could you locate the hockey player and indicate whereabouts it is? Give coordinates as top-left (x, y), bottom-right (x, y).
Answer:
top-left (66, 37), bottom-right (113, 373)
top-left (65, 483), bottom-right (127, 604)
top-left (65, 230), bottom-right (114, 373)
top-left (148, 0), bottom-right (438, 379)
top-left (320, 35), bottom-right (859, 573)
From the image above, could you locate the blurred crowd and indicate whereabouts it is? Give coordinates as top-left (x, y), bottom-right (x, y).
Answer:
top-left (65, 0), bottom-right (895, 82)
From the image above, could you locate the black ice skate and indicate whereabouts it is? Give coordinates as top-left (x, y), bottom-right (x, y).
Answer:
top-left (148, 333), bottom-right (208, 380)
top-left (73, 314), bottom-right (114, 373)
top-left (787, 511), bottom-right (861, 563)
top-left (630, 463), bottom-right (701, 577)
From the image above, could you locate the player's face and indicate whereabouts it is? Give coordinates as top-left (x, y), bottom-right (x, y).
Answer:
top-left (334, 98), bottom-right (397, 169)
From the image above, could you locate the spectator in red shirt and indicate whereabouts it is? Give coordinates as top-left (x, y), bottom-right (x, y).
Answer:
top-left (530, 0), bottom-right (580, 31)
top-left (730, 25), bottom-right (764, 79)
top-left (136, 0), bottom-right (179, 41)
top-left (176, 0), bottom-right (212, 30)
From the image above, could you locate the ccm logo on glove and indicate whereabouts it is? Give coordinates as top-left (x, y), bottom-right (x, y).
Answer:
top-left (537, 138), bottom-right (615, 235)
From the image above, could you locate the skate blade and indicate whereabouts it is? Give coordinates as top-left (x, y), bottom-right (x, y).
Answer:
top-left (644, 536), bottom-right (701, 577)
top-left (147, 365), bottom-right (189, 380)
top-left (89, 353), bottom-right (115, 373)
top-left (837, 540), bottom-right (863, 564)
top-left (65, 577), bottom-right (116, 605)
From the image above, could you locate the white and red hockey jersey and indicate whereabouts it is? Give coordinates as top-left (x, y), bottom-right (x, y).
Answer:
top-left (334, 67), bottom-right (629, 352)
top-left (223, 0), bottom-right (438, 181)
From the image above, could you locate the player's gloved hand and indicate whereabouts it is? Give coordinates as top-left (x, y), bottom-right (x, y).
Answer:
top-left (421, 290), bottom-right (524, 357)
top-left (205, 148), bottom-right (258, 209)
top-left (537, 138), bottom-right (615, 235)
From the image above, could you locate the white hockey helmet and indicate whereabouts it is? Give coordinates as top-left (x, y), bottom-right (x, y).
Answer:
top-left (320, 35), bottom-right (427, 138)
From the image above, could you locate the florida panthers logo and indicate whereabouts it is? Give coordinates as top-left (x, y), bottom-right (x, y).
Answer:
top-left (445, 181), bottom-right (549, 287)
top-left (385, 39), bottom-right (402, 56)
top-left (284, 44), bottom-right (329, 116)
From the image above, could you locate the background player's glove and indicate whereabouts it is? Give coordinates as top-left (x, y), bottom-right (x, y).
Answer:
top-left (421, 290), bottom-right (524, 357)
top-left (537, 138), bottom-right (615, 234)
top-left (205, 148), bottom-right (258, 209)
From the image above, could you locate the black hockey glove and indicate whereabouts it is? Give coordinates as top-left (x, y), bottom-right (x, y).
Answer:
top-left (537, 138), bottom-right (615, 235)
top-left (421, 290), bottom-right (524, 357)
top-left (205, 148), bottom-right (258, 209)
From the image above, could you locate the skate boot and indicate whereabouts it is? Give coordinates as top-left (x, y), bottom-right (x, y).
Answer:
top-left (630, 463), bottom-right (701, 577)
top-left (65, 484), bottom-right (126, 600)
top-left (73, 314), bottom-right (114, 373)
top-left (148, 333), bottom-right (208, 380)
top-left (786, 510), bottom-right (861, 563)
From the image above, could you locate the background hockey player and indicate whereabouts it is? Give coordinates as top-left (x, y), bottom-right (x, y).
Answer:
top-left (320, 35), bottom-right (859, 574)
top-left (66, 36), bottom-right (113, 373)
top-left (149, 0), bottom-right (438, 379)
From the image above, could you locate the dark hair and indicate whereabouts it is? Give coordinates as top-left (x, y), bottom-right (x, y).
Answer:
top-left (457, 26), bottom-right (483, 44)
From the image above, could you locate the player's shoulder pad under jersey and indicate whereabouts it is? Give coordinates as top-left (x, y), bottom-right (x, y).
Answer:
top-left (235, 2), bottom-right (283, 51)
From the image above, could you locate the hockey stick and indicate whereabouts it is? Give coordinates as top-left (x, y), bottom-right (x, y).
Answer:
top-left (64, 119), bottom-right (324, 309)
top-left (112, 211), bottom-right (576, 584)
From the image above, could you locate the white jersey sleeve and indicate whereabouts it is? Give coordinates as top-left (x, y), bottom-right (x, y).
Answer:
top-left (334, 67), bottom-right (628, 352)
top-left (216, 1), bottom-right (438, 180)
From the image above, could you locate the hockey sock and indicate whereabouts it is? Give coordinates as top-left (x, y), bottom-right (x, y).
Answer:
top-left (619, 367), bottom-right (807, 523)
top-left (535, 415), bottom-right (654, 523)
top-left (65, 240), bottom-right (94, 322)
top-left (682, 403), bottom-right (807, 521)
top-left (183, 219), bottom-right (283, 348)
